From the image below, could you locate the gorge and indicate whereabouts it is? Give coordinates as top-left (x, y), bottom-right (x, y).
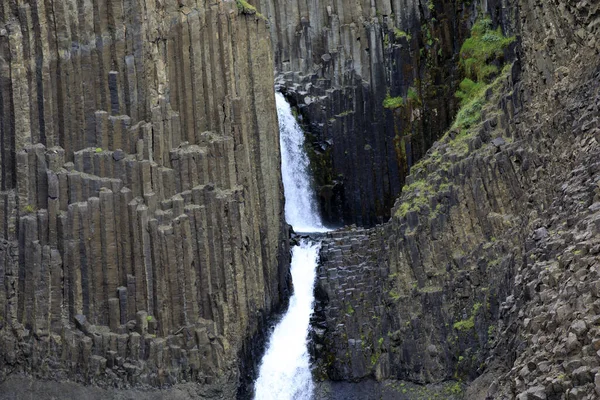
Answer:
top-left (1, 0), bottom-right (599, 399)
top-left (254, 92), bottom-right (326, 400)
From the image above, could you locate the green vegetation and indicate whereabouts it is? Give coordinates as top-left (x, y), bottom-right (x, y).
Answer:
top-left (447, 381), bottom-right (463, 395)
top-left (453, 317), bottom-right (475, 331)
top-left (453, 302), bottom-right (483, 331)
top-left (392, 17), bottom-right (515, 223)
top-left (455, 18), bottom-right (514, 107)
top-left (346, 303), bottom-right (355, 315)
top-left (236, 0), bottom-right (266, 19)
top-left (407, 86), bottom-right (419, 102)
top-left (383, 93), bottom-right (404, 109)
top-left (95, 147), bottom-right (102, 153)
top-left (371, 351), bottom-right (381, 366)
top-left (418, 285), bottom-right (442, 293)
top-left (459, 19), bottom-right (514, 82)
top-left (389, 289), bottom-right (401, 301)
top-left (394, 179), bottom-right (435, 217)
top-left (383, 86), bottom-right (420, 111)
top-left (452, 63), bottom-right (510, 135)
top-left (23, 204), bottom-right (36, 213)
top-left (452, 18), bottom-right (514, 136)
top-left (454, 78), bottom-right (485, 106)
top-left (394, 28), bottom-right (412, 41)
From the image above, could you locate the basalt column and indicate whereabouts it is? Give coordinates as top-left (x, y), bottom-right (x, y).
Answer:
top-left (0, 0), bottom-right (288, 391)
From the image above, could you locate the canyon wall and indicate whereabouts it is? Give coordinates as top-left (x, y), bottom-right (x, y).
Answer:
top-left (254, 0), bottom-right (515, 227)
top-left (0, 0), bottom-right (287, 395)
top-left (311, 0), bottom-right (600, 398)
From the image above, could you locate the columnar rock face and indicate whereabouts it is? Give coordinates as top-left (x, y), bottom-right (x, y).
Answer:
top-left (311, 0), bottom-right (600, 398)
top-left (0, 0), bottom-right (287, 393)
top-left (254, 0), bottom-right (514, 226)
top-left (311, 65), bottom-right (527, 384)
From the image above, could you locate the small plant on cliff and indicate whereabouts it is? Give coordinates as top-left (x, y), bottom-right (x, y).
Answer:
top-left (453, 317), bottom-right (475, 331)
top-left (455, 18), bottom-right (514, 107)
top-left (23, 204), bottom-right (36, 213)
top-left (394, 28), bottom-right (412, 41)
top-left (453, 302), bottom-right (483, 331)
top-left (407, 86), bottom-right (419, 103)
top-left (383, 93), bottom-right (404, 109)
top-left (459, 18), bottom-right (514, 83)
top-left (235, 0), bottom-right (266, 19)
top-left (448, 381), bottom-right (463, 395)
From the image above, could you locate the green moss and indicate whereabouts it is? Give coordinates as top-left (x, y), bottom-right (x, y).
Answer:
top-left (418, 285), bottom-right (442, 293)
top-left (407, 86), bottom-right (419, 102)
top-left (453, 316), bottom-right (475, 331)
top-left (454, 302), bottom-right (484, 332)
top-left (394, 179), bottom-right (435, 217)
top-left (336, 110), bottom-right (354, 117)
top-left (235, 0), bottom-right (266, 19)
top-left (371, 351), bottom-right (381, 366)
top-left (95, 147), bottom-right (102, 153)
top-left (447, 381), bottom-right (463, 395)
top-left (346, 303), bottom-right (355, 314)
top-left (383, 93), bottom-right (404, 109)
top-left (394, 28), bottom-right (412, 41)
top-left (23, 204), bottom-right (36, 213)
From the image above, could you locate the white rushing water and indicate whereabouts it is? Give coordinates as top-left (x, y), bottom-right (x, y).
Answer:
top-left (254, 241), bottom-right (321, 400)
top-left (275, 92), bottom-right (328, 233)
top-left (254, 93), bottom-right (328, 400)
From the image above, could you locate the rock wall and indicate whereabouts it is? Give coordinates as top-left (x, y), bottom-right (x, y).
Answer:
top-left (253, 0), bottom-right (515, 227)
top-left (0, 0), bottom-right (288, 393)
top-left (310, 0), bottom-right (600, 398)
top-left (311, 63), bottom-right (528, 384)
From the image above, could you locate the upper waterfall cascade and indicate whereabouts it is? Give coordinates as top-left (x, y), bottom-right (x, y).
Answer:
top-left (275, 92), bottom-right (328, 233)
top-left (253, 93), bottom-right (329, 400)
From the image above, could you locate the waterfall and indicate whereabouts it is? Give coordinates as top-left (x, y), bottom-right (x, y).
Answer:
top-left (275, 92), bottom-right (327, 233)
top-left (254, 93), bottom-right (327, 400)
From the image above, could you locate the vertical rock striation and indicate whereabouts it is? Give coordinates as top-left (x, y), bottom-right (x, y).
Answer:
top-left (310, 0), bottom-right (600, 398)
top-left (0, 0), bottom-right (288, 393)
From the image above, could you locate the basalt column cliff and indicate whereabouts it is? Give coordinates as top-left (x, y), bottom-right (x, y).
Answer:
top-left (309, 0), bottom-right (600, 399)
top-left (0, 0), bottom-right (287, 396)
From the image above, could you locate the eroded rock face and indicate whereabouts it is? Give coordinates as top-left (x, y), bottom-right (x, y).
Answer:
top-left (0, 0), bottom-right (288, 394)
top-left (311, 0), bottom-right (600, 399)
